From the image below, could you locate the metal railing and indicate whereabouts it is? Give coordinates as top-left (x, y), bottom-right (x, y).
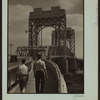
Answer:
top-left (44, 59), bottom-right (68, 93)
top-left (7, 57), bottom-right (32, 92)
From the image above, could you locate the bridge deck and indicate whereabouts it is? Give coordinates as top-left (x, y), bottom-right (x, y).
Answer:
top-left (9, 62), bottom-right (58, 93)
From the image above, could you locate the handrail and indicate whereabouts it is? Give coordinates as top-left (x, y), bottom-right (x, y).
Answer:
top-left (8, 57), bottom-right (31, 71)
top-left (44, 59), bottom-right (68, 93)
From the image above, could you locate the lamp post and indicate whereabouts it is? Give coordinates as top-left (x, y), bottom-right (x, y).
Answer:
top-left (41, 29), bottom-right (42, 46)
top-left (8, 43), bottom-right (14, 55)
top-left (25, 30), bottom-right (33, 57)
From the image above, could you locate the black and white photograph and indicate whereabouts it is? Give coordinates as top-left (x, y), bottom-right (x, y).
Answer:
top-left (7, 0), bottom-right (84, 94)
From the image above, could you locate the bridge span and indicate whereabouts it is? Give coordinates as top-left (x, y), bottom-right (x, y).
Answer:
top-left (8, 6), bottom-right (84, 94)
top-left (8, 57), bottom-right (67, 93)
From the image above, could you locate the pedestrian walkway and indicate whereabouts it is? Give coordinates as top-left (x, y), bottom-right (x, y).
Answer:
top-left (9, 61), bottom-right (58, 93)
top-left (25, 64), bottom-right (36, 93)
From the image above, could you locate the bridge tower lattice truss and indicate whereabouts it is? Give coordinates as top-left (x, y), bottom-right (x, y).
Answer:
top-left (52, 28), bottom-right (75, 56)
top-left (29, 6), bottom-right (66, 47)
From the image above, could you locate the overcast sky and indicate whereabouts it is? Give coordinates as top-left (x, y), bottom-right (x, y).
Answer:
top-left (8, 0), bottom-right (83, 59)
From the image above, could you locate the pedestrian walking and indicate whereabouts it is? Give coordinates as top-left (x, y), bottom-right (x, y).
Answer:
top-left (33, 53), bottom-right (48, 93)
top-left (17, 59), bottom-right (29, 93)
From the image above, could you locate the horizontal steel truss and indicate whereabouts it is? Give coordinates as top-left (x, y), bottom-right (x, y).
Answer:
top-left (16, 46), bottom-right (46, 56)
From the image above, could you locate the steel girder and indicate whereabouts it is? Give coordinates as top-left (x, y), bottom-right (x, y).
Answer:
top-left (67, 28), bottom-right (75, 56)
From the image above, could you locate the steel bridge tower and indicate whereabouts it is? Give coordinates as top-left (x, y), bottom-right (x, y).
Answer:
top-left (16, 6), bottom-right (76, 75)
top-left (52, 27), bottom-right (75, 57)
top-left (29, 6), bottom-right (66, 47)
